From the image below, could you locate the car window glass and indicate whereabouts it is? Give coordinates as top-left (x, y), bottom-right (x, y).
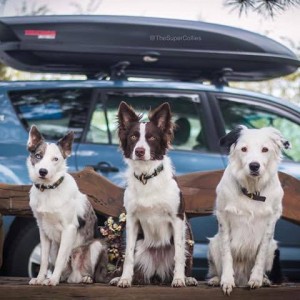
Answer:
top-left (9, 88), bottom-right (92, 141)
top-left (87, 92), bottom-right (208, 152)
top-left (86, 102), bottom-right (108, 143)
top-left (218, 98), bottom-right (300, 162)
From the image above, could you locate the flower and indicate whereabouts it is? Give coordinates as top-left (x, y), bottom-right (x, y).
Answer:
top-left (99, 213), bottom-right (126, 266)
top-left (107, 217), bottom-right (114, 225)
top-left (119, 213), bottom-right (126, 222)
top-left (187, 239), bottom-right (195, 246)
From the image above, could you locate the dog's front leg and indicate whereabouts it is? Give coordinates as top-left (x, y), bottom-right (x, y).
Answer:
top-left (29, 228), bottom-right (50, 285)
top-left (171, 217), bottom-right (186, 287)
top-left (116, 215), bottom-right (139, 288)
top-left (248, 212), bottom-right (280, 289)
top-left (217, 211), bottom-right (235, 295)
top-left (43, 225), bottom-right (77, 286)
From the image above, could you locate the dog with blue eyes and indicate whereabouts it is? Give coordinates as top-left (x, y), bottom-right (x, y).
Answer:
top-left (207, 126), bottom-right (290, 295)
top-left (27, 125), bottom-right (107, 286)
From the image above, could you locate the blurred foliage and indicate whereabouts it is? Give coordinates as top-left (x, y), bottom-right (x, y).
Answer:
top-left (15, 0), bottom-right (51, 16)
top-left (233, 41), bottom-right (300, 104)
top-left (224, 0), bottom-right (300, 17)
top-left (70, 0), bottom-right (103, 14)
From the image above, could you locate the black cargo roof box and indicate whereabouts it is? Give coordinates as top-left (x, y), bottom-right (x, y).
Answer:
top-left (0, 15), bottom-right (299, 82)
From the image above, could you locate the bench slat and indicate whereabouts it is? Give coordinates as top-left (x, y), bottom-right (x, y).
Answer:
top-left (0, 168), bottom-right (299, 225)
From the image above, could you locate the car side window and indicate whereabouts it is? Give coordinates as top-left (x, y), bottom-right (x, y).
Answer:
top-left (218, 98), bottom-right (300, 162)
top-left (86, 92), bottom-right (208, 152)
top-left (9, 88), bottom-right (93, 141)
top-left (86, 102), bottom-right (108, 143)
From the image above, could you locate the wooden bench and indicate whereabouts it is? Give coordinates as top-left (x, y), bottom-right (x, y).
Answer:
top-left (1, 168), bottom-right (299, 222)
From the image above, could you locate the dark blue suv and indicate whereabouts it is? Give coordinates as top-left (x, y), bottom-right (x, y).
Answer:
top-left (0, 16), bottom-right (299, 280)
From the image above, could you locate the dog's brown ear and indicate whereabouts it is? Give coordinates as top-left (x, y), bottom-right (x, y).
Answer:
top-left (149, 102), bottom-right (173, 132)
top-left (57, 131), bottom-right (74, 158)
top-left (117, 102), bottom-right (141, 149)
top-left (149, 102), bottom-right (174, 148)
top-left (117, 101), bottom-right (141, 130)
top-left (27, 125), bottom-right (44, 152)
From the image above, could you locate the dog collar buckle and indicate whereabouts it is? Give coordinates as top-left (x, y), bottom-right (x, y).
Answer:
top-left (134, 164), bottom-right (164, 185)
top-left (241, 188), bottom-right (266, 202)
top-left (139, 173), bottom-right (147, 185)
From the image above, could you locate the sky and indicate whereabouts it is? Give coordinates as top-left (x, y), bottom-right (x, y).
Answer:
top-left (1, 0), bottom-right (299, 49)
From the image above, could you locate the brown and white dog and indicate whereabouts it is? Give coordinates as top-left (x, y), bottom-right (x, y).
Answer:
top-left (27, 125), bottom-right (107, 286)
top-left (110, 102), bottom-right (197, 288)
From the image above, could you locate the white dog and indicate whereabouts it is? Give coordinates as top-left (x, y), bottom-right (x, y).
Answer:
top-left (110, 102), bottom-right (197, 288)
top-left (207, 126), bottom-right (290, 295)
top-left (27, 125), bottom-right (107, 286)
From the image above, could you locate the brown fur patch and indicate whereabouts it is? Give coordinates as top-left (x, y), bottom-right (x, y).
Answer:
top-left (29, 143), bottom-right (47, 166)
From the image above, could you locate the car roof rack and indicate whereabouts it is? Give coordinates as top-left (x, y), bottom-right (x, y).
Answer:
top-left (211, 68), bottom-right (233, 86)
top-left (110, 61), bottom-right (130, 80)
top-left (0, 16), bottom-right (299, 83)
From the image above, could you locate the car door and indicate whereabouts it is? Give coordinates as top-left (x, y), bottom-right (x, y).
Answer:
top-left (75, 89), bottom-right (225, 186)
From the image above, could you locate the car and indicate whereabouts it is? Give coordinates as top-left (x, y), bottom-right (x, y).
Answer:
top-left (0, 15), bottom-right (299, 281)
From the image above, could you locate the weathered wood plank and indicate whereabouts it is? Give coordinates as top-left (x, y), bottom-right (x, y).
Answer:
top-left (0, 277), bottom-right (299, 300)
top-left (0, 168), bottom-right (300, 224)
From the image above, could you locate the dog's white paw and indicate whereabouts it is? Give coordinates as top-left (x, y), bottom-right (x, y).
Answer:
top-left (29, 277), bottom-right (45, 285)
top-left (185, 277), bottom-right (198, 286)
top-left (109, 277), bottom-right (120, 286)
top-left (117, 278), bottom-right (132, 288)
top-left (207, 276), bottom-right (220, 287)
top-left (248, 276), bottom-right (263, 289)
top-left (171, 278), bottom-right (186, 288)
top-left (221, 276), bottom-right (235, 295)
top-left (42, 277), bottom-right (59, 286)
top-left (82, 276), bottom-right (93, 284)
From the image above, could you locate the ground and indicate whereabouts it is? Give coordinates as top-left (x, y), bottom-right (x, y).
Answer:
top-left (0, 277), bottom-right (299, 299)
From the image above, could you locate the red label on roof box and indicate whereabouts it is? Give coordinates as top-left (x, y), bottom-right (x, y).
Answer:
top-left (24, 30), bottom-right (56, 39)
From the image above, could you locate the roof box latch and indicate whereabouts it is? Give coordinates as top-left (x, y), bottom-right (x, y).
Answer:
top-left (212, 68), bottom-right (233, 86)
top-left (110, 61), bottom-right (130, 80)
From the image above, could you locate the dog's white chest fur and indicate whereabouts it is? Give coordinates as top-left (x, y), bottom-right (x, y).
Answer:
top-left (124, 157), bottom-right (180, 247)
top-left (217, 169), bottom-right (283, 254)
top-left (29, 174), bottom-right (86, 243)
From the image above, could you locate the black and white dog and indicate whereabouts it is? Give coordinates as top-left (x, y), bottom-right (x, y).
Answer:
top-left (27, 125), bottom-right (107, 286)
top-left (110, 102), bottom-right (197, 288)
top-left (207, 126), bottom-right (290, 295)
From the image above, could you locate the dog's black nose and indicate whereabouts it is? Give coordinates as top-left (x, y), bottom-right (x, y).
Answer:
top-left (249, 162), bottom-right (260, 172)
top-left (135, 147), bottom-right (145, 158)
top-left (39, 168), bottom-right (48, 177)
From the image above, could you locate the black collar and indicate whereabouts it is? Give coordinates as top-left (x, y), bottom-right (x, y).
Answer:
top-left (134, 164), bottom-right (164, 185)
top-left (34, 176), bottom-right (64, 192)
top-left (241, 187), bottom-right (266, 202)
